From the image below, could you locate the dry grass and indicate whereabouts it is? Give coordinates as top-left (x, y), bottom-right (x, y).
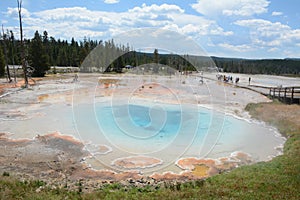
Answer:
top-left (246, 100), bottom-right (300, 137)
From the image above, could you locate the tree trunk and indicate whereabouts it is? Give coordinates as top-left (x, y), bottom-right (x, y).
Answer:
top-left (17, 0), bottom-right (28, 87)
top-left (10, 31), bottom-right (17, 83)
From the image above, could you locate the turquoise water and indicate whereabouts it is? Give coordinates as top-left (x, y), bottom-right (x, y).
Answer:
top-left (82, 102), bottom-right (284, 164)
top-left (95, 103), bottom-right (207, 154)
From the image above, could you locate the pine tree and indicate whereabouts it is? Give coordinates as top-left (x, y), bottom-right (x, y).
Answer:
top-left (153, 49), bottom-right (159, 63)
top-left (152, 49), bottom-right (159, 73)
top-left (0, 48), bottom-right (5, 77)
top-left (29, 31), bottom-right (49, 77)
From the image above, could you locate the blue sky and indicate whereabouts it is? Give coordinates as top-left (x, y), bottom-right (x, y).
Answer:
top-left (1, 0), bottom-right (299, 59)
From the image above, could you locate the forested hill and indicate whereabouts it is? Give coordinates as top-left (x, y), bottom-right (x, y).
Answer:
top-left (0, 30), bottom-right (299, 76)
top-left (212, 57), bottom-right (300, 75)
top-left (106, 53), bottom-right (300, 75)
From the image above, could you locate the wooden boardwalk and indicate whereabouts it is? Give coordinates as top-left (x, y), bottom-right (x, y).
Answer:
top-left (269, 86), bottom-right (300, 104)
top-left (239, 84), bottom-right (300, 104)
top-left (191, 74), bottom-right (300, 104)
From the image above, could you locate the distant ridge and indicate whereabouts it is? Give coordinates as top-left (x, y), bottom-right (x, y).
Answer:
top-left (284, 58), bottom-right (300, 61)
top-left (211, 56), bottom-right (300, 75)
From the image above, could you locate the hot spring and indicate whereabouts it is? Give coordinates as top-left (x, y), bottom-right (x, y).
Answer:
top-left (1, 75), bottom-right (286, 175)
top-left (71, 98), bottom-right (285, 173)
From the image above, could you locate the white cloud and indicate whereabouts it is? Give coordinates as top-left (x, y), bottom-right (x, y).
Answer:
top-left (219, 43), bottom-right (254, 52)
top-left (191, 0), bottom-right (270, 17)
top-left (104, 0), bottom-right (119, 4)
top-left (112, 28), bottom-right (209, 55)
top-left (271, 11), bottom-right (283, 16)
top-left (1, 20), bottom-right (8, 24)
top-left (129, 3), bottom-right (184, 14)
top-left (212, 18), bottom-right (300, 56)
top-left (268, 47), bottom-right (278, 52)
top-left (5, 4), bottom-right (231, 43)
top-left (234, 19), bottom-right (300, 47)
top-left (283, 49), bottom-right (300, 58)
top-left (127, 4), bottom-right (233, 37)
top-left (6, 7), bottom-right (31, 18)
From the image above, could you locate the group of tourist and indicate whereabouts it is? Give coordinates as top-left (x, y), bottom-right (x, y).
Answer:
top-left (216, 74), bottom-right (240, 84)
top-left (216, 74), bottom-right (252, 85)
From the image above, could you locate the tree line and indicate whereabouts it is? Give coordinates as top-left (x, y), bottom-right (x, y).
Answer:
top-left (103, 51), bottom-right (195, 73)
top-left (1, 29), bottom-right (300, 78)
top-left (0, 30), bottom-right (106, 77)
top-left (212, 57), bottom-right (300, 75)
top-left (0, 28), bottom-right (195, 76)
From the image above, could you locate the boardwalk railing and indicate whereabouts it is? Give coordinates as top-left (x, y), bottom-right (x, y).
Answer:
top-left (269, 86), bottom-right (300, 104)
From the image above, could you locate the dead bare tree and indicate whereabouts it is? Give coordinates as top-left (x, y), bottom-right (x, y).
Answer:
top-left (17, 0), bottom-right (28, 87)
top-left (1, 25), bottom-right (12, 82)
top-left (10, 30), bottom-right (17, 83)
